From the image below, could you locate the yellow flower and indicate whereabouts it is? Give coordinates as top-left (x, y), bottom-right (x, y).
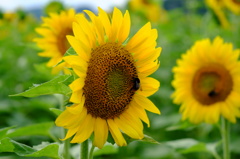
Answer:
top-left (223, 0), bottom-right (240, 14)
top-left (34, 9), bottom-right (78, 74)
top-left (205, 0), bottom-right (230, 29)
top-left (129, 0), bottom-right (167, 22)
top-left (55, 7), bottom-right (161, 148)
top-left (172, 37), bottom-right (240, 124)
top-left (3, 12), bottom-right (17, 22)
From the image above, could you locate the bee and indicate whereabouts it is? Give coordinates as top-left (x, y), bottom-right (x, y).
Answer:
top-left (208, 90), bottom-right (217, 97)
top-left (132, 77), bottom-right (140, 90)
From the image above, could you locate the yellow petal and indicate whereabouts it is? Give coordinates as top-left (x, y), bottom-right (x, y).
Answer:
top-left (109, 7), bottom-right (123, 42)
top-left (55, 107), bottom-right (87, 128)
top-left (107, 119), bottom-right (127, 146)
top-left (84, 10), bottom-right (104, 45)
top-left (75, 14), bottom-right (96, 48)
top-left (98, 7), bottom-right (111, 39)
top-left (118, 10), bottom-right (130, 43)
top-left (72, 22), bottom-right (91, 48)
top-left (66, 107), bottom-right (87, 129)
top-left (47, 56), bottom-right (62, 67)
top-left (128, 102), bottom-right (150, 127)
top-left (63, 55), bottom-right (88, 74)
top-left (137, 77), bottom-right (160, 97)
top-left (52, 62), bottom-right (68, 74)
top-left (139, 61), bottom-right (160, 77)
top-left (133, 94), bottom-right (160, 114)
top-left (61, 126), bottom-right (79, 140)
top-left (71, 114), bottom-right (95, 143)
top-left (69, 78), bottom-right (85, 91)
top-left (119, 110), bottom-right (144, 138)
top-left (135, 47), bottom-right (161, 68)
top-left (66, 96), bottom-right (85, 114)
top-left (125, 22), bottom-right (151, 50)
top-left (66, 36), bottom-right (90, 61)
top-left (114, 117), bottom-right (141, 139)
top-left (93, 118), bottom-right (108, 149)
top-left (131, 29), bottom-right (158, 58)
top-left (69, 90), bottom-right (83, 103)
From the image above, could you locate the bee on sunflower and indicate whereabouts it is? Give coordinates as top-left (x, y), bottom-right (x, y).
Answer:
top-left (55, 7), bottom-right (161, 149)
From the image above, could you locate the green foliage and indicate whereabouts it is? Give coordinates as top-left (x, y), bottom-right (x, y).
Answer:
top-left (1, 0), bottom-right (240, 158)
top-left (94, 145), bottom-right (118, 156)
top-left (6, 122), bottom-right (54, 138)
top-left (65, 47), bottom-right (78, 56)
top-left (49, 108), bottom-right (63, 116)
top-left (10, 75), bottom-right (73, 97)
top-left (0, 138), bottom-right (60, 158)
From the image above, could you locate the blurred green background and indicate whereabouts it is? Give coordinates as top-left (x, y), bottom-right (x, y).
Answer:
top-left (0, 0), bottom-right (240, 158)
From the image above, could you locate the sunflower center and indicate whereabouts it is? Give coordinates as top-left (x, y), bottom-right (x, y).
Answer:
top-left (57, 27), bottom-right (73, 55)
top-left (192, 63), bottom-right (233, 105)
top-left (83, 42), bottom-right (138, 119)
top-left (233, 0), bottom-right (240, 4)
top-left (142, 0), bottom-right (150, 5)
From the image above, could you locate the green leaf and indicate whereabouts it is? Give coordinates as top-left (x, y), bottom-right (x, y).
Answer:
top-left (165, 138), bottom-right (199, 150)
top-left (0, 126), bottom-right (15, 139)
top-left (165, 120), bottom-right (197, 131)
top-left (140, 135), bottom-right (160, 144)
top-left (107, 133), bottom-right (159, 145)
top-left (94, 145), bottom-right (118, 156)
top-left (11, 139), bottom-right (36, 155)
top-left (34, 63), bottom-right (54, 79)
top-left (0, 138), bottom-right (60, 158)
top-left (49, 108), bottom-right (63, 116)
top-left (0, 137), bottom-right (16, 152)
top-left (64, 47), bottom-right (77, 56)
top-left (107, 133), bottom-right (115, 145)
top-left (25, 142), bottom-right (60, 159)
top-left (0, 137), bottom-right (35, 154)
top-left (179, 143), bottom-right (207, 154)
top-left (10, 74), bottom-right (72, 97)
top-left (165, 138), bottom-right (221, 158)
top-left (206, 142), bottom-right (222, 159)
top-left (6, 122), bottom-right (54, 138)
top-left (124, 134), bottom-right (160, 144)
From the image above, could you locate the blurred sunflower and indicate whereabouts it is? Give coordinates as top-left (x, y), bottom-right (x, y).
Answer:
top-left (205, 0), bottom-right (230, 29)
top-left (172, 37), bottom-right (240, 124)
top-left (55, 7), bottom-right (161, 148)
top-left (129, 0), bottom-right (167, 23)
top-left (3, 12), bottom-right (17, 22)
top-left (34, 9), bottom-right (77, 74)
top-left (223, 0), bottom-right (240, 14)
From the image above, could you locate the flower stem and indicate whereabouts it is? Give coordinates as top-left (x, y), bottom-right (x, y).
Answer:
top-left (89, 145), bottom-right (95, 159)
top-left (58, 94), bottom-right (70, 159)
top-left (80, 139), bottom-right (89, 159)
top-left (64, 137), bottom-right (71, 159)
top-left (221, 117), bottom-right (230, 159)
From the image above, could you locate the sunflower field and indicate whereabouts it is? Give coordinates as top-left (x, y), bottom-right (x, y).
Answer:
top-left (1, 0), bottom-right (240, 159)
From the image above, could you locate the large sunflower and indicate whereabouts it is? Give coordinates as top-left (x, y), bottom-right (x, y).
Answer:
top-left (172, 37), bottom-right (240, 124)
top-left (55, 7), bottom-right (161, 148)
top-left (34, 9), bottom-right (77, 74)
top-left (223, 0), bottom-right (240, 14)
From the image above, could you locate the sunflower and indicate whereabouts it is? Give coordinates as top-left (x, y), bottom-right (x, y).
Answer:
top-left (223, 0), bottom-right (240, 14)
top-left (129, 0), bottom-right (167, 23)
top-left (55, 7), bottom-right (161, 148)
top-left (205, 0), bottom-right (230, 29)
top-left (34, 9), bottom-right (78, 74)
top-left (172, 37), bottom-right (240, 124)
